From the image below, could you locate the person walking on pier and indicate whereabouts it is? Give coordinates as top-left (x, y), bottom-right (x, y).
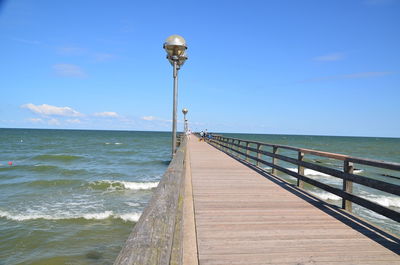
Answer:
top-left (200, 131), bottom-right (204, 141)
top-left (186, 129), bottom-right (191, 139)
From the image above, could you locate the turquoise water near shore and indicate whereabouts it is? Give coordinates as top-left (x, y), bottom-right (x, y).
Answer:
top-left (0, 129), bottom-right (399, 264)
top-left (0, 129), bottom-right (170, 265)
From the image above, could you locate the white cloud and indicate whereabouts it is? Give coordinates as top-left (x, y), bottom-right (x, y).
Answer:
top-left (301, 71), bottom-right (393, 83)
top-left (48, 118), bottom-right (61, 125)
top-left (141, 116), bottom-right (172, 124)
top-left (21, 103), bottom-right (83, 117)
top-left (27, 118), bottom-right (44, 123)
top-left (141, 116), bottom-right (157, 121)
top-left (53, 64), bottom-right (87, 78)
top-left (94, 112), bottom-right (119, 118)
top-left (66, 119), bottom-right (82, 124)
top-left (313, 53), bottom-right (345, 62)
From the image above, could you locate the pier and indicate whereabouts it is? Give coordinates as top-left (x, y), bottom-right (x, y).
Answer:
top-left (114, 135), bottom-right (400, 265)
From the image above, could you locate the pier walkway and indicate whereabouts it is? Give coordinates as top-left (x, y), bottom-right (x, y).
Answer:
top-left (186, 136), bottom-right (399, 265)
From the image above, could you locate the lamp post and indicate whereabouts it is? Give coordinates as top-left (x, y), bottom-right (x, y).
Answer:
top-left (164, 35), bottom-right (188, 156)
top-left (182, 108), bottom-right (188, 133)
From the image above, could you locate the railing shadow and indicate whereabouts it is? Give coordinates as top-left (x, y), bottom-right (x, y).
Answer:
top-left (207, 140), bottom-right (400, 255)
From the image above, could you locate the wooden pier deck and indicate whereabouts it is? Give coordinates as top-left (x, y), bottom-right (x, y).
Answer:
top-left (186, 136), bottom-right (400, 265)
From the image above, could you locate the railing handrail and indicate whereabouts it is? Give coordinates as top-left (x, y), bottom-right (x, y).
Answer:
top-left (211, 135), bottom-right (400, 171)
top-left (208, 135), bottom-right (400, 224)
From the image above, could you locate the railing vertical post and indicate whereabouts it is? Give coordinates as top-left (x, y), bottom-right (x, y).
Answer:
top-left (342, 160), bottom-right (354, 212)
top-left (256, 143), bottom-right (261, 167)
top-left (272, 146), bottom-right (278, 175)
top-left (246, 142), bottom-right (250, 162)
top-left (223, 138), bottom-right (227, 152)
top-left (238, 140), bottom-right (241, 158)
top-left (297, 152), bottom-right (305, 188)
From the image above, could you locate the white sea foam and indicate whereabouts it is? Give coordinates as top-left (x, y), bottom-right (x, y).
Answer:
top-left (121, 181), bottom-right (159, 190)
top-left (82, 211), bottom-right (113, 220)
top-left (364, 194), bottom-right (400, 208)
top-left (306, 190), bottom-right (400, 208)
top-left (0, 210), bottom-right (141, 222)
top-left (0, 210), bottom-right (53, 221)
top-left (288, 168), bottom-right (330, 177)
top-left (114, 142), bottom-right (123, 145)
top-left (309, 191), bottom-right (341, 201)
top-left (119, 212), bottom-right (141, 222)
top-left (359, 207), bottom-right (390, 221)
top-left (287, 167), bottom-right (363, 177)
top-left (125, 202), bottom-right (140, 207)
top-left (91, 180), bottom-right (159, 191)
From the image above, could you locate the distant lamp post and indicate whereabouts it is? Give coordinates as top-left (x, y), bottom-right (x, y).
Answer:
top-left (182, 108), bottom-right (188, 133)
top-left (164, 35), bottom-right (188, 156)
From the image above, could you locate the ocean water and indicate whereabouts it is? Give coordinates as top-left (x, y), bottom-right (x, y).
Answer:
top-left (223, 133), bottom-right (400, 236)
top-left (0, 129), bottom-right (170, 265)
top-left (1, 129), bottom-right (399, 264)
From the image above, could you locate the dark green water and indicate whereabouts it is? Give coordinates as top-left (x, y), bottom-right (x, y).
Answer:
top-left (0, 129), bottom-right (170, 265)
top-left (0, 129), bottom-right (398, 264)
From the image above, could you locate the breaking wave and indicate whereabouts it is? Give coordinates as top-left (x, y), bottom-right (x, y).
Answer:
top-left (0, 210), bottom-right (141, 222)
top-left (309, 191), bottom-right (341, 201)
top-left (88, 180), bottom-right (159, 191)
top-left (359, 192), bottom-right (400, 208)
top-left (287, 167), bottom-right (363, 177)
top-left (308, 190), bottom-right (400, 208)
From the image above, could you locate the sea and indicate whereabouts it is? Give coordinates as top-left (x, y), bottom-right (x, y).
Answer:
top-left (0, 129), bottom-right (171, 265)
top-left (0, 129), bottom-right (399, 264)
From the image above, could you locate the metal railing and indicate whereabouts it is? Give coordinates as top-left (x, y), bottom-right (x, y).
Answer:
top-left (208, 135), bottom-right (400, 223)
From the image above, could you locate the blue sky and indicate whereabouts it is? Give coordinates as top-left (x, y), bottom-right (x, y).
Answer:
top-left (0, 0), bottom-right (399, 137)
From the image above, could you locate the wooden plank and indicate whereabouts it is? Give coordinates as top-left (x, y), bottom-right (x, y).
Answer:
top-left (188, 136), bottom-right (400, 265)
top-left (213, 140), bottom-right (400, 218)
top-left (217, 139), bottom-right (400, 197)
top-left (198, 252), bottom-right (400, 265)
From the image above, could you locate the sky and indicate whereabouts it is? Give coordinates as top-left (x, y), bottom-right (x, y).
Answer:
top-left (0, 0), bottom-right (399, 137)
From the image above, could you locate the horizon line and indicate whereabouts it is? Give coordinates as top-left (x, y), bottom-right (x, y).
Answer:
top-left (1, 127), bottom-right (399, 139)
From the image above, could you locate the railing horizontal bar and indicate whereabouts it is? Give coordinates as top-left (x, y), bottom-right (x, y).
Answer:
top-left (348, 157), bottom-right (400, 171)
top-left (217, 138), bottom-right (400, 196)
top-left (215, 136), bottom-right (400, 170)
top-left (210, 139), bottom-right (400, 223)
